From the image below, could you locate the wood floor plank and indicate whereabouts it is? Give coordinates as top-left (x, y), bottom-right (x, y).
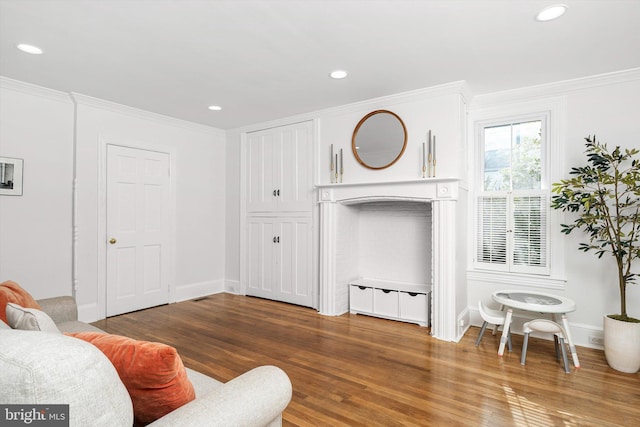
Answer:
top-left (92, 294), bottom-right (640, 426)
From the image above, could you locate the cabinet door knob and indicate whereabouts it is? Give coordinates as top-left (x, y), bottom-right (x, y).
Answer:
top-left (277, 189), bottom-right (280, 196)
top-left (273, 236), bottom-right (277, 243)
top-left (273, 190), bottom-right (277, 196)
top-left (109, 238), bottom-right (117, 245)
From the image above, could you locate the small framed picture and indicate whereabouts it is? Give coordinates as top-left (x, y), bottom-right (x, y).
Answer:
top-left (0, 156), bottom-right (24, 196)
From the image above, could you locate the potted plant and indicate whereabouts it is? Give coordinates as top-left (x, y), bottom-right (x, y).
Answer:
top-left (551, 136), bottom-right (640, 373)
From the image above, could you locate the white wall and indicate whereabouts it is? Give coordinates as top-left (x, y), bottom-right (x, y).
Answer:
top-left (0, 78), bottom-right (226, 321)
top-left (73, 95), bottom-right (226, 321)
top-left (357, 202), bottom-right (431, 284)
top-left (0, 79), bottom-right (74, 298)
top-left (6, 66), bottom-right (636, 345)
top-left (467, 70), bottom-right (640, 348)
top-left (317, 90), bottom-right (469, 186)
top-left (226, 69), bottom-right (640, 348)
top-left (225, 83), bottom-right (470, 288)
top-left (564, 77), bottom-right (640, 329)
top-left (224, 130), bottom-right (241, 293)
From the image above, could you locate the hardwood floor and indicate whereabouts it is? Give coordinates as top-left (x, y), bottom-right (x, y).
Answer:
top-left (92, 293), bottom-right (640, 426)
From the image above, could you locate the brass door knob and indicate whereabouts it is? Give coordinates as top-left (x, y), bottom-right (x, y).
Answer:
top-left (109, 238), bottom-right (117, 244)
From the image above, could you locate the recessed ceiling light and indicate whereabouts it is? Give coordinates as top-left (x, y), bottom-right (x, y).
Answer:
top-left (16, 44), bottom-right (43, 54)
top-left (536, 4), bottom-right (568, 22)
top-left (330, 70), bottom-right (348, 79)
top-left (208, 105), bottom-right (222, 111)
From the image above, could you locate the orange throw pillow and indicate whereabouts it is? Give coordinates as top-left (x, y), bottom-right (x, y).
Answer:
top-left (0, 280), bottom-right (41, 324)
top-left (67, 332), bottom-right (196, 426)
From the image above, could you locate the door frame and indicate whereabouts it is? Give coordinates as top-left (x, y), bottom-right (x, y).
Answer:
top-left (96, 136), bottom-right (177, 319)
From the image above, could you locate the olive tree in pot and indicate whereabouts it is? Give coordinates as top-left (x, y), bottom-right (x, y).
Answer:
top-left (551, 136), bottom-right (640, 373)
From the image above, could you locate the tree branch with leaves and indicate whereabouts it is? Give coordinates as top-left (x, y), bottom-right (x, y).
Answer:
top-left (551, 136), bottom-right (640, 322)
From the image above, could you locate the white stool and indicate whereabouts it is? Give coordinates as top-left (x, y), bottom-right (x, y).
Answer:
top-left (475, 301), bottom-right (511, 352)
top-left (521, 319), bottom-right (571, 373)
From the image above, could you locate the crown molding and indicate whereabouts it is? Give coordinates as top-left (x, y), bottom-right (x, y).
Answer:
top-left (230, 80), bottom-right (472, 134)
top-left (0, 76), bottom-right (72, 104)
top-left (321, 80), bottom-right (472, 116)
top-left (70, 93), bottom-right (225, 136)
top-left (1, 76), bottom-right (224, 136)
top-left (470, 67), bottom-right (640, 110)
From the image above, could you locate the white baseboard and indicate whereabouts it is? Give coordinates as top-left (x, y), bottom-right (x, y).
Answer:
top-left (224, 279), bottom-right (241, 294)
top-left (78, 279), bottom-right (224, 322)
top-left (173, 279), bottom-right (224, 303)
top-left (456, 308), bottom-right (471, 342)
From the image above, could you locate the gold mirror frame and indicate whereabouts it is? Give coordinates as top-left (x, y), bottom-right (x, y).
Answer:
top-left (352, 110), bottom-right (407, 170)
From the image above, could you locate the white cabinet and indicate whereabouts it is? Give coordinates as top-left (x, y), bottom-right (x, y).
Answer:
top-left (349, 279), bottom-right (431, 327)
top-left (244, 121), bottom-right (314, 308)
top-left (247, 121), bottom-right (313, 213)
top-left (247, 215), bottom-right (313, 307)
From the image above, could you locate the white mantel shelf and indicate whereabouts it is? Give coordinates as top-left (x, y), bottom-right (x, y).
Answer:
top-left (316, 177), bottom-right (458, 188)
top-left (316, 178), bottom-right (460, 204)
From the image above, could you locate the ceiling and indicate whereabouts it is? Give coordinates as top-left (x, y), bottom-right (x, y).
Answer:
top-left (1, 0), bottom-right (639, 130)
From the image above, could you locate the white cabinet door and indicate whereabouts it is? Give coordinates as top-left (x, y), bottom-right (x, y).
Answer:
top-left (247, 218), bottom-right (276, 296)
top-left (247, 131), bottom-right (277, 212)
top-left (277, 123), bottom-right (313, 212)
top-left (247, 121), bottom-right (313, 213)
top-left (247, 217), bottom-right (313, 307)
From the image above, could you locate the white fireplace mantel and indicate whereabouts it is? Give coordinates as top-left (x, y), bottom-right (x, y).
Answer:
top-left (316, 178), bottom-right (459, 204)
top-left (316, 178), bottom-right (463, 342)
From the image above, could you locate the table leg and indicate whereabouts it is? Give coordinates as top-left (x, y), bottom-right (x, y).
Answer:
top-left (560, 313), bottom-right (580, 368)
top-left (498, 308), bottom-right (513, 357)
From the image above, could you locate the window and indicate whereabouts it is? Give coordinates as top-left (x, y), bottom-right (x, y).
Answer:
top-left (475, 117), bottom-right (550, 275)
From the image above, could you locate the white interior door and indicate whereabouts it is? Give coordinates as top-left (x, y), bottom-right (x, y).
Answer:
top-left (106, 145), bottom-right (170, 316)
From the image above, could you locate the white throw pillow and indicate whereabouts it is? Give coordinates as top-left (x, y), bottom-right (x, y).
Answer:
top-left (5, 302), bottom-right (61, 333)
top-left (0, 329), bottom-right (134, 427)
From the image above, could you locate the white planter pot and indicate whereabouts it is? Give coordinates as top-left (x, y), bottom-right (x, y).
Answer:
top-left (604, 315), bottom-right (640, 373)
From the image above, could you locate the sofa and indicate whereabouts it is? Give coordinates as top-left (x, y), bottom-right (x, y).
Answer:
top-left (0, 295), bottom-right (292, 427)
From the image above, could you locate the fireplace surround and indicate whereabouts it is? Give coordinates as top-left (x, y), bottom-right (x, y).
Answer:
top-left (317, 178), bottom-right (466, 341)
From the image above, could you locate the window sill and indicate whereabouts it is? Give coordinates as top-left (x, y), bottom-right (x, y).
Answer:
top-left (467, 269), bottom-right (566, 290)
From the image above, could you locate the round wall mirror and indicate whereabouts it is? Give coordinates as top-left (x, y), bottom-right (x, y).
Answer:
top-left (352, 110), bottom-right (407, 170)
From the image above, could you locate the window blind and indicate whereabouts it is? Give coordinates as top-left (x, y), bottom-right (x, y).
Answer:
top-left (476, 191), bottom-right (549, 274)
top-left (476, 195), bottom-right (508, 269)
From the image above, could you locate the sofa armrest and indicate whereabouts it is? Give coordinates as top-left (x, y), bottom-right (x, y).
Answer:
top-left (148, 365), bottom-right (292, 427)
top-left (37, 296), bottom-right (78, 324)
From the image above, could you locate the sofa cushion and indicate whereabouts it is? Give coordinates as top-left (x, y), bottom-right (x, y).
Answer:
top-left (185, 367), bottom-right (223, 396)
top-left (56, 319), bottom-right (107, 333)
top-left (0, 319), bottom-right (9, 329)
top-left (0, 329), bottom-right (133, 427)
top-left (0, 280), bottom-right (41, 324)
top-left (67, 332), bottom-right (196, 426)
top-left (6, 303), bottom-right (61, 333)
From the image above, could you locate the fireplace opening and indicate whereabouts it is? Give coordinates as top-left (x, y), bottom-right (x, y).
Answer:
top-left (337, 200), bottom-right (432, 288)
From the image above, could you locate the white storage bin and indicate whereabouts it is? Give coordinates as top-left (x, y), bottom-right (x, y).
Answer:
top-left (350, 285), bottom-right (373, 313)
top-left (399, 291), bottom-right (430, 324)
top-left (373, 288), bottom-right (399, 317)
